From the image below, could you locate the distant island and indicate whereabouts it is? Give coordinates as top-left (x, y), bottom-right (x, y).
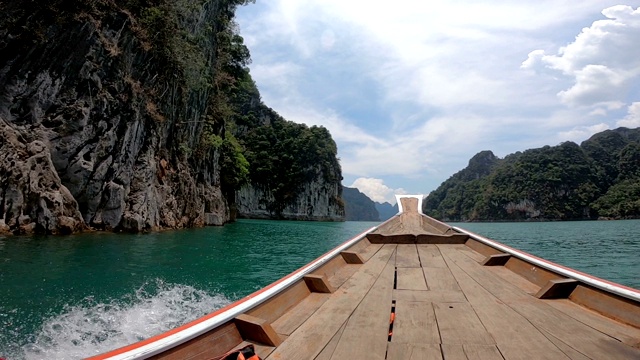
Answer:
top-left (424, 127), bottom-right (640, 221)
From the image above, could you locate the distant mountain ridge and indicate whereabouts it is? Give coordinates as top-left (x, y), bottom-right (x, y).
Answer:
top-left (424, 127), bottom-right (640, 221)
top-left (341, 187), bottom-right (401, 221)
top-left (376, 202), bottom-right (398, 221)
top-left (342, 187), bottom-right (379, 221)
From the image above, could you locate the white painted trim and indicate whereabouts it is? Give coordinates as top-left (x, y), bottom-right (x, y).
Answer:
top-left (395, 194), bottom-right (425, 214)
top-left (454, 226), bottom-right (640, 302)
top-left (102, 225), bottom-right (380, 360)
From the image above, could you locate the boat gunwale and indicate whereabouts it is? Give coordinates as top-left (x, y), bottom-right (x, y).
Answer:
top-left (453, 225), bottom-right (640, 302)
top-left (89, 218), bottom-right (396, 360)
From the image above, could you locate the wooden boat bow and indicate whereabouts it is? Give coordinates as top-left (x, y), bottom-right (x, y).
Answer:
top-left (90, 195), bottom-right (640, 360)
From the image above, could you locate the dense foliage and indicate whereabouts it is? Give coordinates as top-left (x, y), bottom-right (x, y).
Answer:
top-left (424, 128), bottom-right (640, 221)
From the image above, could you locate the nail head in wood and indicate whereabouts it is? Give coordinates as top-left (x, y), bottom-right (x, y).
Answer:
top-left (304, 274), bottom-right (335, 293)
top-left (481, 253), bottom-right (511, 266)
top-left (234, 314), bottom-right (282, 347)
top-left (535, 278), bottom-right (579, 299)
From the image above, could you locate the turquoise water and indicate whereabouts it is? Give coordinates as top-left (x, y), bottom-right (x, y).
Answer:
top-left (0, 220), bottom-right (375, 359)
top-left (0, 219), bottom-right (638, 359)
top-left (449, 220), bottom-right (640, 290)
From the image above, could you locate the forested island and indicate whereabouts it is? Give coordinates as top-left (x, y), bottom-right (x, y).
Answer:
top-left (0, 0), bottom-right (343, 235)
top-left (424, 128), bottom-right (640, 221)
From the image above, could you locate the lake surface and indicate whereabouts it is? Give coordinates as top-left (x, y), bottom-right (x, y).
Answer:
top-left (1, 219), bottom-right (638, 359)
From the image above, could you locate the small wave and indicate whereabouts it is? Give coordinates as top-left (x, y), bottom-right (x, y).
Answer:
top-left (5, 279), bottom-right (231, 360)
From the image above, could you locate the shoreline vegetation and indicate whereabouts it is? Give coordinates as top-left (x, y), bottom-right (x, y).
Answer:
top-left (424, 127), bottom-right (640, 222)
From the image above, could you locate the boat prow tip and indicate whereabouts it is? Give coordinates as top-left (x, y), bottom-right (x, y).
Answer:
top-left (395, 194), bottom-right (425, 214)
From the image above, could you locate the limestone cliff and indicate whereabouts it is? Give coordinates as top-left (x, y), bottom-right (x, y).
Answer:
top-left (236, 181), bottom-right (343, 221)
top-left (0, 1), bottom-right (343, 235)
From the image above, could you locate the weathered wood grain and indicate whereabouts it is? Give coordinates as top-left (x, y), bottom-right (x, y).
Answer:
top-left (417, 244), bottom-right (448, 268)
top-left (397, 267), bottom-right (428, 290)
top-left (329, 260), bottom-right (395, 359)
top-left (392, 300), bottom-right (440, 345)
top-left (271, 292), bottom-right (330, 336)
top-left (438, 245), bottom-right (570, 360)
top-left (397, 244), bottom-right (421, 267)
top-left (265, 244), bottom-right (396, 360)
top-left (433, 302), bottom-right (494, 346)
top-left (423, 267), bottom-right (461, 291)
top-left (387, 343), bottom-right (443, 360)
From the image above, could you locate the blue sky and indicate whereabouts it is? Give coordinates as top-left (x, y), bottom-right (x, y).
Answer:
top-left (235, 1), bottom-right (640, 204)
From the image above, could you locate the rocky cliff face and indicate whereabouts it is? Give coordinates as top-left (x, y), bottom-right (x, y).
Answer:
top-left (0, 1), bottom-right (345, 235)
top-left (0, 1), bottom-right (235, 234)
top-left (236, 177), bottom-right (344, 221)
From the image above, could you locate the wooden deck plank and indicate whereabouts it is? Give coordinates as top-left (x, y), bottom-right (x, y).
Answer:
top-left (545, 299), bottom-right (640, 348)
top-left (387, 343), bottom-right (443, 360)
top-left (438, 245), bottom-right (570, 360)
top-left (417, 244), bottom-right (448, 268)
top-left (394, 289), bottom-right (467, 303)
top-left (359, 243), bottom-right (384, 262)
top-left (424, 267), bottom-right (461, 291)
top-left (314, 321), bottom-right (347, 360)
top-left (442, 344), bottom-right (505, 360)
top-left (391, 300), bottom-right (440, 345)
top-left (265, 244), bottom-right (396, 360)
top-left (441, 344), bottom-right (469, 360)
top-left (397, 267), bottom-right (428, 290)
top-left (539, 330), bottom-right (592, 360)
top-left (397, 244), bottom-right (421, 267)
top-left (271, 293), bottom-right (330, 336)
top-left (439, 245), bottom-right (640, 360)
top-left (327, 264), bottom-right (360, 289)
top-left (462, 345), bottom-right (505, 360)
top-left (450, 244), bottom-right (486, 263)
top-left (329, 259), bottom-right (395, 359)
top-left (507, 299), bottom-right (640, 359)
top-left (483, 266), bottom-right (540, 295)
top-left (433, 302), bottom-right (495, 345)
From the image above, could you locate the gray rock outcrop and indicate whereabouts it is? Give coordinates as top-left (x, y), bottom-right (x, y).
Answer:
top-left (0, 2), bottom-right (230, 234)
top-left (236, 180), bottom-right (344, 221)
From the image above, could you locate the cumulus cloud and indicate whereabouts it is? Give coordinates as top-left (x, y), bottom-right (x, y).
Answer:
top-left (617, 102), bottom-right (640, 128)
top-left (350, 178), bottom-right (407, 204)
top-left (237, 2), bottom-right (640, 192)
top-left (522, 5), bottom-right (640, 107)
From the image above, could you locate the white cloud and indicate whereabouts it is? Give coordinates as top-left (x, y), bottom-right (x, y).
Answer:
top-left (617, 102), bottom-right (640, 128)
top-left (350, 178), bottom-right (407, 204)
top-left (522, 5), bottom-right (640, 107)
top-left (236, 2), bottom-right (639, 192)
top-left (558, 123), bottom-right (611, 143)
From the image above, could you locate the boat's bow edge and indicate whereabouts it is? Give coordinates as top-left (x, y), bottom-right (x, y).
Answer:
top-left (454, 226), bottom-right (640, 303)
top-left (88, 225), bottom-right (383, 360)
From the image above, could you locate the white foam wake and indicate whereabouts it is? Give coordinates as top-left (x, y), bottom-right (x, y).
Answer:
top-left (9, 279), bottom-right (231, 360)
